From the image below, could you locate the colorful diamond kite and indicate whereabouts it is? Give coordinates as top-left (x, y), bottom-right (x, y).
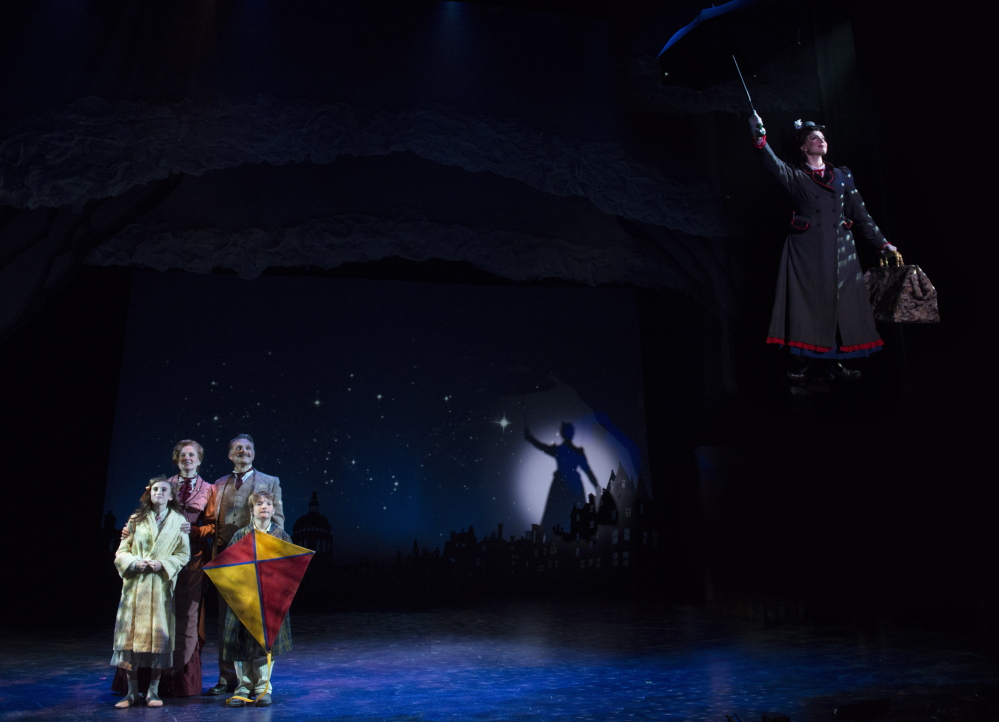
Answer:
top-left (204, 530), bottom-right (314, 652)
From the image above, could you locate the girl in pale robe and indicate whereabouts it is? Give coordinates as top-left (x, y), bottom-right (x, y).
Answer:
top-left (111, 476), bottom-right (190, 708)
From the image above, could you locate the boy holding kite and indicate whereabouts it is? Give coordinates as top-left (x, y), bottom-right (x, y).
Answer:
top-left (219, 490), bottom-right (293, 707)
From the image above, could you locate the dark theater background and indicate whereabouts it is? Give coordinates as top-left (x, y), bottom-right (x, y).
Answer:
top-left (1, 1), bottom-right (991, 720)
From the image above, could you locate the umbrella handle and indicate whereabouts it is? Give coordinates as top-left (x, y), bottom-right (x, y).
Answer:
top-left (732, 55), bottom-right (756, 114)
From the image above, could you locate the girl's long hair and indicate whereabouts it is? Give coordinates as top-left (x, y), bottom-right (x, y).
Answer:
top-left (131, 475), bottom-right (181, 525)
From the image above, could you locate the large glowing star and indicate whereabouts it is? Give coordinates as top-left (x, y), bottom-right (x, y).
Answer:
top-left (204, 531), bottom-right (314, 651)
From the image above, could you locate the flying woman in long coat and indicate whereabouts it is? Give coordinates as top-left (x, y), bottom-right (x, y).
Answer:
top-left (749, 112), bottom-right (898, 383)
top-left (111, 476), bottom-right (190, 708)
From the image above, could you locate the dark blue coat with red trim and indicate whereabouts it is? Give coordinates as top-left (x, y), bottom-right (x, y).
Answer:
top-left (758, 140), bottom-right (888, 354)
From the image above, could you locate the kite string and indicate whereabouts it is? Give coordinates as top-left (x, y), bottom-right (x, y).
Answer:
top-left (255, 652), bottom-right (274, 703)
top-left (229, 652), bottom-right (274, 705)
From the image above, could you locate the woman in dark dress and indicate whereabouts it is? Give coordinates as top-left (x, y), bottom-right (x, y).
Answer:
top-left (162, 439), bottom-right (216, 695)
top-left (750, 112), bottom-right (898, 382)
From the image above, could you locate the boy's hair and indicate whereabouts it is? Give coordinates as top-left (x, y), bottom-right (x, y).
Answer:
top-left (248, 489), bottom-right (276, 508)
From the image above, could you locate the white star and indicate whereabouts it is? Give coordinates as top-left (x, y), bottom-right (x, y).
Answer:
top-left (497, 415), bottom-right (511, 432)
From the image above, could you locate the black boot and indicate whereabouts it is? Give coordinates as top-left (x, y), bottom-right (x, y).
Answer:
top-left (826, 361), bottom-right (861, 381)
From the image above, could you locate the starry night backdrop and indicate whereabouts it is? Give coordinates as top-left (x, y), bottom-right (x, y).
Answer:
top-left (2, 0), bottom-right (989, 647)
top-left (104, 271), bottom-right (647, 562)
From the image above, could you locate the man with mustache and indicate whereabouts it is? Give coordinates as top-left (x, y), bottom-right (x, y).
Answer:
top-left (207, 433), bottom-right (284, 696)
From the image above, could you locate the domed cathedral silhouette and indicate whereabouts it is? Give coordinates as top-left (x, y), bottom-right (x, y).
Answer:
top-left (291, 492), bottom-right (335, 607)
top-left (292, 491), bottom-right (333, 555)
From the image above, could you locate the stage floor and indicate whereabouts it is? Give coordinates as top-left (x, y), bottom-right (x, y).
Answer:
top-left (1, 602), bottom-right (996, 721)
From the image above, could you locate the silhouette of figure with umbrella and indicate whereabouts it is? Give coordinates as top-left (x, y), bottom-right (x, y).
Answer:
top-left (524, 422), bottom-right (600, 539)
